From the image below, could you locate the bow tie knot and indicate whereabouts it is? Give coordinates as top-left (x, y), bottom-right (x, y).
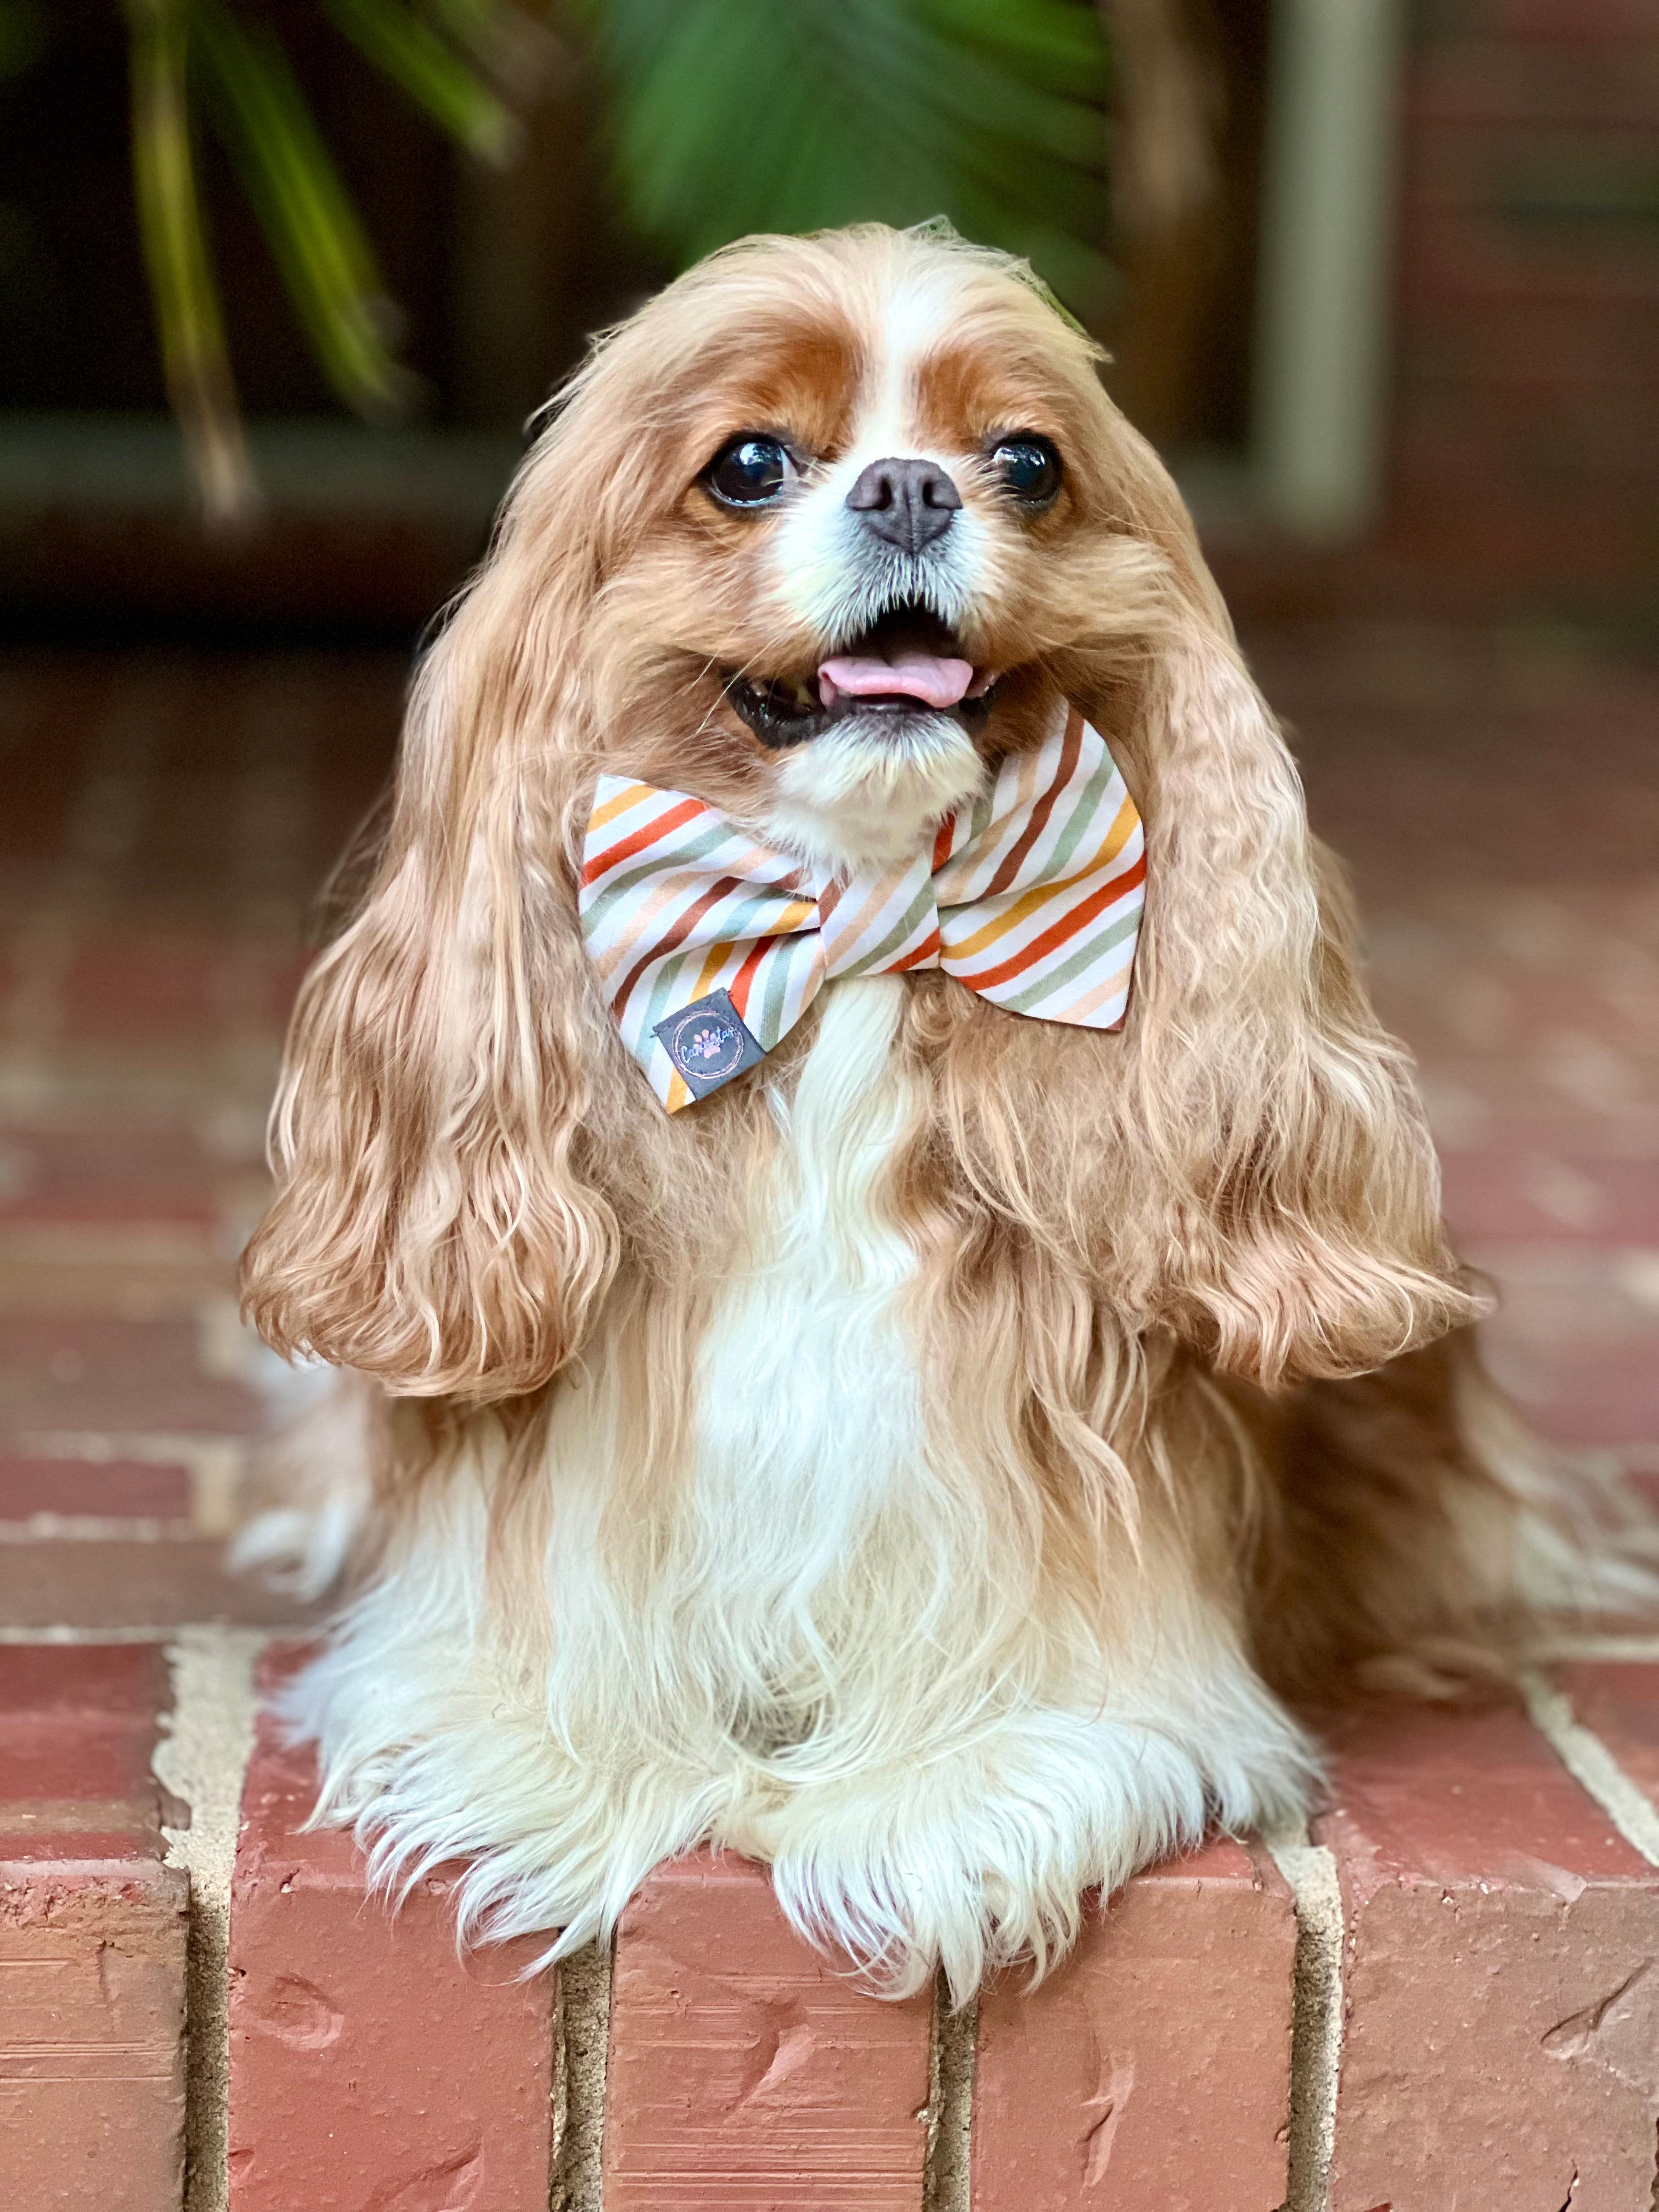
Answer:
top-left (580, 707), bottom-right (1146, 1110)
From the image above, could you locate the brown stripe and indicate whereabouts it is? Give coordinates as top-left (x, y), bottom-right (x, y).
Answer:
top-left (982, 710), bottom-right (1083, 898)
top-left (614, 875), bottom-right (748, 1008)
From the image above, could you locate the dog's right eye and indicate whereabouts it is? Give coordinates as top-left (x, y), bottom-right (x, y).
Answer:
top-left (706, 436), bottom-right (791, 509)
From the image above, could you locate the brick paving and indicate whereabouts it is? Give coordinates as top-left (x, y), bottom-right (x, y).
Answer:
top-left (1, 1641), bottom-right (189, 2211)
top-left (1, 650), bottom-right (400, 1626)
top-left (1263, 623), bottom-right (1659, 1471)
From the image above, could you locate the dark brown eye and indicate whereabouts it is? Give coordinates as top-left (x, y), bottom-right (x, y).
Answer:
top-left (706, 435), bottom-right (791, 509)
top-left (991, 436), bottom-right (1062, 507)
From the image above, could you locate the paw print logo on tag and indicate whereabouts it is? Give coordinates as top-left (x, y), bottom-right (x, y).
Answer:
top-left (654, 988), bottom-right (766, 1098)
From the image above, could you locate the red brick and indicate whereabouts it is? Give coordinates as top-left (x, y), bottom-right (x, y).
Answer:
top-left (1440, 1150), bottom-right (1659, 1244)
top-left (0, 1641), bottom-right (188, 2212)
top-left (603, 1849), bottom-right (933, 2212)
top-left (1316, 1701), bottom-right (1659, 2211)
top-left (0, 1643), bottom-right (171, 1857)
top-left (0, 1454), bottom-right (193, 1520)
top-left (0, 1127), bottom-right (223, 1227)
top-left (0, 1316), bottom-right (263, 1437)
top-left (62, 935), bottom-right (225, 1046)
top-left (972, 1837), bottom-right (1295, 2212)
top-left (1562, 1661), bottom-right (1659, 1805)
top-left (228, 1694), bottom-right (555, 2212)
top-left (0, 1538), bottom-right (314, 1631)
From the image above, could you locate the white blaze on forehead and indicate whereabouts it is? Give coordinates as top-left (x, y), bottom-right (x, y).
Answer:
top-left (768, 264), bottom-right (994, 643)
top-left (852, 263), bottom-right (965, 463)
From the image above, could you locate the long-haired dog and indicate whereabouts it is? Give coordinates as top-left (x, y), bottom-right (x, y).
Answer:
top-left (240, 222), bottom-right (1641, 2000)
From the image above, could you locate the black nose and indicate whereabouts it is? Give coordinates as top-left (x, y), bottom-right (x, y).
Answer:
top-left (845, 456), bottom-right (961, 554)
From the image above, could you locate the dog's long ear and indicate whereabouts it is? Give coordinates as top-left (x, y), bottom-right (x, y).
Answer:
top-left (1057, 429), bottom-right (1479, 1387)
top-left (240, 455), bottom-right (629, 1400)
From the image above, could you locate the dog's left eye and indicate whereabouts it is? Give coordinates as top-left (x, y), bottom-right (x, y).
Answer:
top-left (705, 436), bottom-right (792, 509)
top-left (991, 436), bottom-right (1062, 506)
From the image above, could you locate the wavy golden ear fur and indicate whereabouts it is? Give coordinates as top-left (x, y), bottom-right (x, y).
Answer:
top-left (932, 416), bottom-right (1482, 1389)
top-left (236, 457), bottom-right (638, 1398)
top-left (1098, 491), bottom-right (1480, 1384)
top-left (1107, 594), bottom-right (1482, 1385)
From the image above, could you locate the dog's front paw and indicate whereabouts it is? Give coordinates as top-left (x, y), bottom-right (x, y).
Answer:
top-left (747, 1699), bottom-right (1311, 2001)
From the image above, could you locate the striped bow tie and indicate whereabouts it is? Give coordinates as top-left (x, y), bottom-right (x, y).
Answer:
top-left (579, 707), bottom-right (1146, 1111)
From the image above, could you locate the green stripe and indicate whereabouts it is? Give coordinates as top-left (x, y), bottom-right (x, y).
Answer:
top-left (1035, 764), bottom-right (1120, 883)
top-left (753, 936), bottom-right (805, 1049)
top-left (636, 941), bottom-right (716, 1043)
top-left (992, 900), bottom-right (1142, 1014)
top-left (831, 878), bottom-right (940, 979)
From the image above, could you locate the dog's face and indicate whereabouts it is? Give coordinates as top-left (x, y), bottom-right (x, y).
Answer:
top-left (571, 232), bottom-right (1130, 868)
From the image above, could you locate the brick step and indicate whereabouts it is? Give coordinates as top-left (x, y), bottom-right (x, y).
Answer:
top-left (9, 1637), bottom-right (1659, 2207)
top-left (1, 1643), bottom-right (188, 2212)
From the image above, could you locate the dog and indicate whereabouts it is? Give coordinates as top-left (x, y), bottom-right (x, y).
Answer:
top-left (240, 221), bottom-right (1640, 2000)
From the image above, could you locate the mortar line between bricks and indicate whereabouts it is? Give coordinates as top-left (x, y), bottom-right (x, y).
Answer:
top-left (1521, 1667), bottom-right (1659, 1866)
top-left (1266, 1823), bottom-right (1345, 2212)
top-left (152, 1627), bottom-right (268, 2212)
top-left (922, 1973), bottom-right (975, 2212)
top-left (551, 1935), bottom-right (613, 2212)
top-left (1538, 1635), bottom-right (1659, 1664)
top-left (0, 1623), bottom-right (177, 1641)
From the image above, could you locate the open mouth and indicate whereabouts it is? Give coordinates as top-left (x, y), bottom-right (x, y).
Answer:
top-left (725, 602), bottom-right (998, 751)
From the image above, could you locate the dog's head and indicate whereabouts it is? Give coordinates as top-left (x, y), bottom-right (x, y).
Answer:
top-left (241, 224), bottom-right (1476, 1401)
top-left (545, 224), bottom-right (1161, 872)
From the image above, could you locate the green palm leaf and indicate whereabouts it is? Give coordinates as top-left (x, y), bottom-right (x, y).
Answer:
top-left (321, 0), bottom-right (518, 162)
top-left (192, 0), bottom-right (416, 420)
top-left (586, 0), bottom-right (1111, 309)
top-left (122, 0), bottom-right (257, 522)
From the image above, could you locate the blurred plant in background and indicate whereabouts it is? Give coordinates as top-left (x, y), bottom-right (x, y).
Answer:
top-left (65, 0), bottom-right (1111, 523)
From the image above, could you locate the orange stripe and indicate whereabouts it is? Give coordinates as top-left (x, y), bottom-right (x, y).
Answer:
top-left (956, 853), bottom-right (1146, 992)
top-left (581, 795), bottom-right (705, 886)
top-left (888, 928), bottom-right (942, 974)
top-left (932, 814), bottom-right (956, 873)
top-left (690, 940), bottom-right (736, 1000)
top-left (614, 874), bottom-right (748, 1007)
top-left (943, 796), bottom-right (1139, 961)
top-left (727, 934), bottom-right (772, 1019)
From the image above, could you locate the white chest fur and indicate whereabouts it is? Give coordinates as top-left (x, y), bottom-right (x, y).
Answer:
top-left (690, 978), bottom-right (924, 1604)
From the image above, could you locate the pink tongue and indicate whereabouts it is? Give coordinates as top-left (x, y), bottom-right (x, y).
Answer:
top-left (819, 651), bottom-right (975, 710)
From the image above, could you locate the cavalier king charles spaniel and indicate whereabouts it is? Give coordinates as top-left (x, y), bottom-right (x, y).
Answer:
top-left (240, 222), bottom-right (1638, 2000)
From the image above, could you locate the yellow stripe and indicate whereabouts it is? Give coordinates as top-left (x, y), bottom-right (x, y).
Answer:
top-left (665, 1065), bottom-right (691, 1112)
top-left (691, 940), bottom-right (735, 998)
top-left (588, 781), bottom-right (659, 835)
top-left (941, 795), bottom-right (1139, 961)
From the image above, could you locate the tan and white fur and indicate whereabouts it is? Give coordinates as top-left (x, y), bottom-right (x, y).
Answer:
top-left (240, 223), bottom-right (1646, 2000)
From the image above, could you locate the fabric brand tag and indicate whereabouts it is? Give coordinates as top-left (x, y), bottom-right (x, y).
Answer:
top-left (652, 989), bottom-right (767, 1099)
